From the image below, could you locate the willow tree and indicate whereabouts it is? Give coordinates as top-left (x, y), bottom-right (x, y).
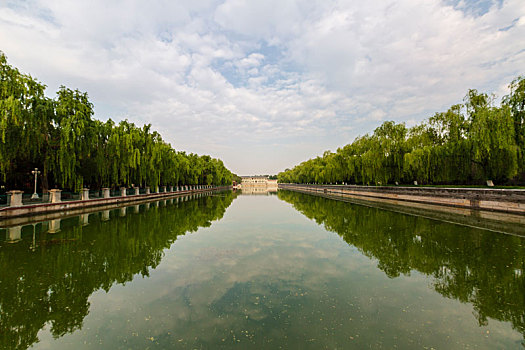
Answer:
top-left (278, 76), bottom-right (524, 186)
top-left (503, 76), bottom-right (525, 177)
top-left (104, 120), bottom-right (149, 187)
top-left (373, 121), bottom-right (407, 184)
top-left (426, 105), bottom-right (469, 183)
top-left (468, 105), bottom-right (517, 182)
top-left (464, 89), bottom-right (518, 182)
top-left (403, 124), bottom-right (435, 184)
top-left (0, 53), bottom-right (235, 191)
top-left (0, 52), bottom-right (55, 188)
top-left (53, 86), bottom-right (95, 190)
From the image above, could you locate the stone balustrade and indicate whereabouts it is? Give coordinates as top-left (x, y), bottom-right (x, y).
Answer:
top-left (3, 184), bottom-right (224, 210)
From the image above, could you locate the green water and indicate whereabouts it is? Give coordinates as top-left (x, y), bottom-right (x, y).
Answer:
top-left (0, 190), bottom-right (524, 349)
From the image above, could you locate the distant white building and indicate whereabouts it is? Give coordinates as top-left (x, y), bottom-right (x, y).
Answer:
top-left (241, 176), bottom-right (278, 193)
top-left (241, 176), bottom-right (270, 185)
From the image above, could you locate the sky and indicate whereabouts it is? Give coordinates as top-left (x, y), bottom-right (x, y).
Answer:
top-left (0, 0), bottom-right (524, 175)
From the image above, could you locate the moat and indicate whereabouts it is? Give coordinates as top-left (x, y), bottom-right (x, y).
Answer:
top-left (1, 190), bottom-right (524, 349)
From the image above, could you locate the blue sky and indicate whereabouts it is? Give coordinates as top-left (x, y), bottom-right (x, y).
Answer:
top-left (1, 0), bottom-right (524, 175)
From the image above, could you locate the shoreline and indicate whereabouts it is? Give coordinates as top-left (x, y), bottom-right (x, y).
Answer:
top-left (0, 186), bottom-right (232, 224)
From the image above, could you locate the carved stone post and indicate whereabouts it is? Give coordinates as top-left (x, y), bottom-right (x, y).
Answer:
top-left (49, 189), bottom-right (62, 203)
top-left (7, 190), bottom-right (23, 207)
top-left (81, 188), bottom-right (90, 201)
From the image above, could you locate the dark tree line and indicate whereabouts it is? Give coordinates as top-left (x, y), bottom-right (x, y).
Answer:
top-left (278, 77), bottom-right (525, 186)
top-left (0, 53), bottom-right (233, 192)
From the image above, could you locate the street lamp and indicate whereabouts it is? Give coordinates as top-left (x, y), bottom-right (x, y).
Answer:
top-left (31, 168), bottom-right (41, 199)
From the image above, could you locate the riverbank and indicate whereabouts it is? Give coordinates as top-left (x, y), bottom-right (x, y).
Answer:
top-left (278, 183), bottom-right (525, 216)
top-left (0, 186), bottom-right (232, 223)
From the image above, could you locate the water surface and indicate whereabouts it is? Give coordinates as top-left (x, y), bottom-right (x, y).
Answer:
top-left (0, 190), bottom-right (523, 349)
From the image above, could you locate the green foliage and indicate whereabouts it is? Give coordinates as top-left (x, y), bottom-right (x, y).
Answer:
top-left (279, 77), bottom-right (525, 186)
top-left (0, 191), bottom-right (237, 349)
top-left (0, 53), bottom-right (233, 191)
top-left (53, 86), bottom-right (95, 190)
top-left (232, 173), bottom-right (242, 184)
top-left (278, 190), bottom-right (525, 337)
top-left (503, 76), bottom-right (525, 175)
top-left (0, 52), bottom-right (54, 188)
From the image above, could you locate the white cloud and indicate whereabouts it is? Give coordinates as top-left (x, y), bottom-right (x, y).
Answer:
top-left (0, 0), bottom-right (523, 174)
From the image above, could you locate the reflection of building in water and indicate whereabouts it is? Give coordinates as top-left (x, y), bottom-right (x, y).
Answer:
top-left (241, 187), bottom-right (278, 195)
top-left (240, 176), bottom-right (278, 195)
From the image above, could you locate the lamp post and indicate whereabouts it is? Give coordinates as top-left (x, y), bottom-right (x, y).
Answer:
top-left (31, 168), bottom-right (40, 199)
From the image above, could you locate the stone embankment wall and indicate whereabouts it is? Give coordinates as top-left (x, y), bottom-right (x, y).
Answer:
top-left (278, 184), bottom-right (525, 215)
top-left (0, 186), bottom-right (231, 220)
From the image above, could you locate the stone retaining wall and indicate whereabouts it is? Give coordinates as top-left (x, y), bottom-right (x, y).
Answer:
top-left (278, 184), bottom-right (525, 215)
top-left (0, 186), bottom-right (231, 220)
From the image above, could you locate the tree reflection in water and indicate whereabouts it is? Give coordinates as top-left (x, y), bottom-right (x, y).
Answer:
top-left (0, 191), bottom-right (237, 350)
top-left (278, 190), bottom-right (525, 340)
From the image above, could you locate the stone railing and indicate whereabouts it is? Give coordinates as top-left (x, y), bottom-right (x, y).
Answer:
top-left (4, 185), bottom-right (218, 207)
top-left (1, 185), bottom-right (229, 219)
